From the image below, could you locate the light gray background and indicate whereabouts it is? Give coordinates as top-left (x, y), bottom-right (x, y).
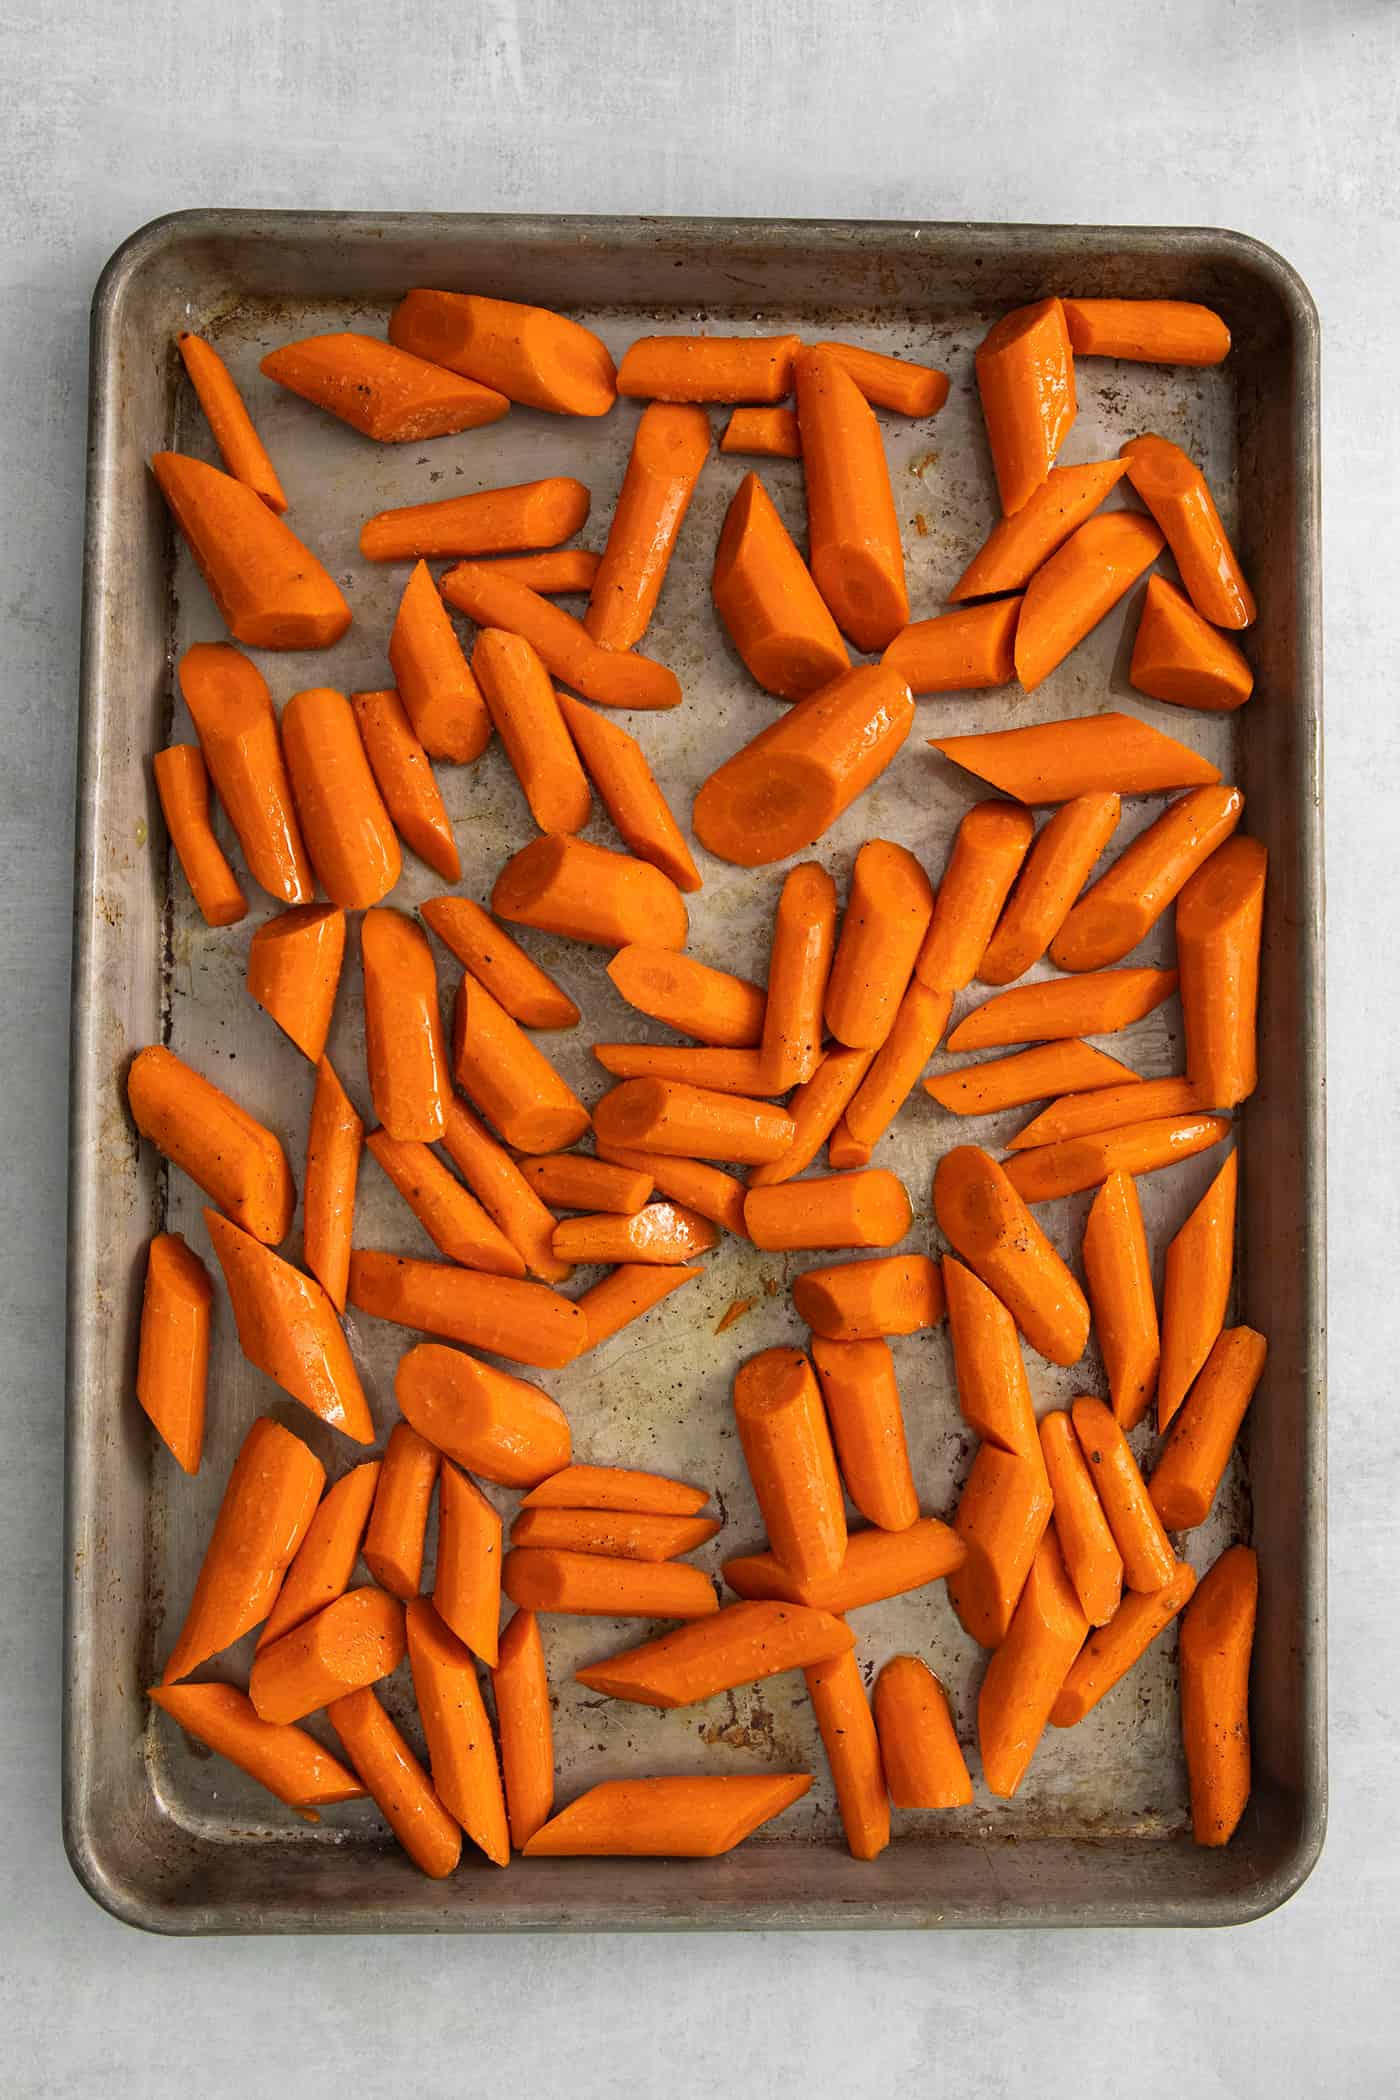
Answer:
top-left (3, 2), bottom-right (1395, 2093)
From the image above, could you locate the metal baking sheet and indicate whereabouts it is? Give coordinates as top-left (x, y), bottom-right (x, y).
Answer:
top-left (66, 212), bottom-right (1324, 1932)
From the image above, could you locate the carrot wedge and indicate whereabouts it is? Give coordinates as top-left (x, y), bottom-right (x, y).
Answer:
top-left (873, 1657), bottom-right (973, 1808)
top-left (473, 627), bottom-right (592, 835)
top-left (395, 1341), bottom-right (570, 1486)
top-left (367, 1128), bottom-right (525, 1275)
top-left (522, 1466), bottom-right (710, 1516)
top-left (721, 407), bottom-right (802, 458)
top-left (847, 983), bottom-right (951, 1146)
top-left (1038, 1411), bottom-right (1123, 1627)
top-left (827, 1120), bottom-right (872, 1169)
top-left (503, 1547), bottom-right (717, 1618)
top-left (148, 1682), bottom-right (364, 1813)
top-left (608, 946), bottom-right (765, 1047)
top-left (249, 1587), bottom-right (405, 1723)
top-left (135, 1232), bottom-right (213, 1474)
top-left (595, 1049), bottom-right (777, 1109)
top-left (281, 687), bottom-right (401, 907)
top-left (390, 289), bottom-right (616, 415)
top-left (882, 599), bottom-right (1021, 694)
top-left (452, 971), bottom-right (590, 1155)
top-left (761, 863), bottom-right (838, 1090)
top-left (1071, 1397), bottom-right (1175, 1592)
top-left (1007, 1075), bottom-right (1203, 1152)
top-left (361, 907), bottom-right (449, 1141)
top-left (177, 333), bottom-right (287, 512)
top-left (434, 1460), bottom-right (503, 1666)
top-left (918, 801), bottom-right (1034, 991)
top-left (1082, 1170), bottom-right (1160, 1428)
top-left (524, 1774), bottom-right (812, 1857)
top-left (404, 1597), bottom-right (509, 1865)
top-left (420, 897), bottom-right (577, 1030)
top-left (575, 1263), bottom-right (703, 1348)
top-left (930, 710), bottom-right (1219, 803)
top-left (978, 792), bottom-right (1122, 985)
top-left (734, 1347), bottom-right (847, 1582)
top-left (712, 473), bottom-right (849, 701)
top-left (204, 1209), bottom-right (373, 1442)
top-left (949, 461), bottom-right (1128, 601)
top-left (1150, 1326), bottom-right (1268, 1531)
top-left (924, 1041), bottom-right (1136, 1117)
top-left (1176, 836), bottom-right (1267, 1108)
top-left (521, 1153), bottom-right (652, 1214)
top-left (438, 1094), bottom-right (572, 1284)
top-left (247, 904), bottom-right (345, 1063)
top-left (1179, 1545), bottom-right (1258, 1846)
top-left (361, 1423), bottom-right (438, 1599)
top-left (933, 1145), bottom-right (1089, 1365)
top-left (1122, 434), bottom-right (1256, 629)
top-left (152, 452), bottom-right (349, 649)
top-left (974, 297), bottom-right (1076, 515)
top-left (440, 562), bottom-right (681, 711)
top-left (745, 1169), bottom-right (912, 1251)
top-left (359, 478), bottom-right (591, 563)
top-left (259, 1460), bottom-right (382, 1647)
top-left (389, 560), bottom-right (492, 764)
top-left (261, 331), bottom-right (509, 441)
top-left (617, 333), bottom-right (799, 403)
top-left (791, 1254), bottom-right (946, 1340)
top-left (552, 1202), bottom-right (717, 1265)
top-left (351, 689), bottom-right (460, 883)
top-left (327, 1686), bottom-right (462, 1879)
top-left (1159, 1150), bottom-right (1238, 1431)
top-left (805, 1648), bottom-right (890, 1859)
top-left (127, 1044), bottom-right (294, 1246)
top-left (1062, 299), bottom-right (1231, 365)
top-left (977, 1527), bottom-right (1088, 1796)
top-left (811, 1335), bottom-right (918, 1531)
top-left (1051, 1560), bottom-right (1197, 1725)
top-left (493, 832), bottom-right (688, 950)
top-left (1006, 1113), bottom-right (1231, 1205)
top-left (304, 1057), bottom-right (361, 1313)
top-left (796, 347), bottom-right (908, 651)
top-left (814, 341), bottom-right (949, 416)
top-left (942, 1256), bottom-right (1039, 1458)
top-left (511, 1508), bottom-right (720, 1561)
top-left (946, 966), bottom-right (1178, 1053)
top-left (556, 695), bottom-right (701, 891)
top-left (722, 1517), bottom-right (964, 1610)
top-left (348, 1251), bottom-right (587, 1368)
top-left (1013, 511), bottom-right (1164, 692)
top-left (593, 1143), bottom-right (748, 1238)
top-left (826, 840), bottom-right (934, 1049)
top-left (475, 549), bottom-right (600, 594)
top-left (492, 1608), bottom-right (554, 1849)
top-left (594, 1077), bottom-right (793, 1162)
top-left (747, 1046), bottom-right (873, 1187)
top-left (586, 403), bottom-right (709, 648)
top-left (152, 744), bottom-right (248, 927)
top-left (178, 642), bottom-right (314, 905)
top-left (575, 1599), bottom-right (854, 1709)
top-left (947, 1445), bottom-right (1053, 1649)
top-left (1130, 574), bottom-right (1255, 712)
top-left (1052, 784), bottom-right (1244, 972)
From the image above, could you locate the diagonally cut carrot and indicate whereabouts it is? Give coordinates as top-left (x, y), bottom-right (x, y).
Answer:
top-left (327, 1686), bottom-right (462, 1878)
top-left (493, 832), bottom-right (688, 950)
top-left (586, 402), bottom-right (710, 648)
top-left (127, 1044), bottom-right (294, 1246)
top-left (1005, 1112), bottom-right (1231, 1205)
top-left (395, 1341), bottom-right (571, 1486)
top-left (974, 297), bottom-right (1076, 515)
top-left (359, 478), bottom-right (590, 562)
top-left (247, 906), bottom-right (346, 1069)
top-left (946, 966), bottom-right (1178, 1053)
top-left (1149, 1326), bottom-right (1268, 1531)
top-left (420, 896), bottom-right (578, 1030)
top-left (348, 1250), bottom-right (586, 1368)
top-left (760, 862), bottom-right (838, 1090)
top-left (556, 695), bottom-right (701, 892)
top-left (923, 1040), bottom-right (1136, 1118)
top-left (846, 982), bottom-right (951, 1146)
top-left (152, 453), bottom-right (349, 649)
top-left (745, 1169), bottom-right (912, 1252)
top-left (521, 1465), bottom-right (710, 1516)
top-left (978, 791), bottom-right (1122, 985)
top-left (1179, 1544), bottom-right (1257, 1846)
top-left (593, 1142), bottom-right (748, 1238)
top-left (435, 1460), bottom-right (503, 1666)
top-left (351, 688), bottom-right (460, 884)
top-left (258, 1461), bottom-right (382, 1649)
top-left (503, 1547), bottom-right (718, 1619)
top-left (617, 333), bottom-right (799, 403)
top-left (261, 331), bottom-right (509, 441)
top-left (1176, 835), bottom-right (1267, 1108)
top-left (366, 1128), bottom-right (527, 1275)
top-left (1082, 1170), bottom-right (1160, 1429)
top-left (1121, 434), bottom-right (1255, 629)
top-left (520, 1152), bottom-right (652, 1215)
top-left (149, 1682), bottom-right (363, 1814)
top-left (551, 1201), bottom-right (717, 1266)
top-left (440, 562), bottom-right (681, 710)
top-left (826, 840), bottom-right (934, 1048)
top-left (1070, 1397), bottom-right (1175, 1592)
top-left (791, 1254), bottom-right (945, 1340)
top-left (948, 1445), bottom-right (1053, 1650)
top-left (942, 1256), bottom-right (1039, 1458)
top-left (361, 907), bottom-right (450, 1142)
top-left (390, 290), bottom-right (616, 415)
top-left (1051, 1560), bottom-right (1196, 1725)
top-left (977, 1526), bottom-right (1087, 1796)
top-left (722, 1518), bottom-right (963, 1610)
top-left (805, 1648), bottom-right (890, 1859)
top-left (608, 946), bottom-right (764, 1047)
top-left (523, 1774), bottom-right (812, 1857)
top-left (178, 643), bottom-right (314, 905)
top-left (404, 1597), bottom-right (509, 1865)
top-left (492, 1607), bottom-right (554, 1850)
top-left (451, 973), bottom-right (590, 1155)
top-left (153, 744), bottom-right (248, 927)
top-left (135, 1232), bottom-right (213, 1475)
top-left (574, 1263), bottom-right (703, 1349)
top-left (1007, 1075), bottom-right (1202, 1152)
top-left (918, 801), bottom-right (1033, 991)
top-left (204, 1209), bottom-right (374, 1443)
top-left (933, 1145), bottom-right (1089, 1366)
top-left (303, 1057), bottom-right (361, 1313)
top-left (575, 1599), bottom-right (854, 1709)
top-left (1130, 575), bottom-right (1254, 712)
top-left (1159, 1149), bottom-right (1238, 1431)
top-left (930, 710), bottom-right (1219, 803)
top-left (472, 628), bottom-right (592, 835)
top-left (746, 1046), bottom-right (873, 1187)
top-left (281, 687), bottom-right (401, 908)
top-left (949, 461), bottom-right (1127, 601)
top-left (811, 1335), bottom-right (918, 1531)
top-left (734, 1347), bottom-right (846, 1582)
top-left (510, 1507), bottom-right (720, 1562)
top-left (873, 1657), bottom-right (972, 1808)
top-left (720, 407), bottom-right (802, 459)
top-left (438, 1093), bottom-right (572, 1284)
top-left (1051, 783), bottom-right (1244, 973)
top-left (177, 333), bottom-right (287, 512)
top-left (361, 1423), bottom-right (438, 1599)
top-left (796, 347), bottom-right (909, 651)
top-left (1062, 299), bottom-right (1230, 365)
top-left (813, 341), bottom-right (949, 416)
top-left (1038, 1410), bottom-right (1122, 1627)
top-left (389, 560), bottom-right (492, 764)
top-left (712, 473), bottom-right (849, 701)
top-left (1013, 511), bottom-right (1164, 692)
top-left (593, 1077), bottom-right (793, 1162)
top-left (881, 599), bottom-right (1021, 694)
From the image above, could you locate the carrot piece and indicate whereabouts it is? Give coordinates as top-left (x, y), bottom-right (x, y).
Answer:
top-left (594, 1076), bottom-right (794, 1163)
top-left (204, 1209), bottom-right (373, 1442)
top-left (451, 972), bottom-right (590, 1155)
top-left (924, 1041), bottom-right (1136, 1118)
top-left (873, 1657), bottom-right (973, 1808)
top-left (1006, 1112), bottom-right (1231, 1205)
top-left (503, 1547), bottom-right (718, 1619)
top-left (618, 333), bottom-right (799, 403)
top-left (1007, 1074), bottom-right (1202, 1152)
top-left (359, 477), bottom-right (591, 563)
top-left (438, 1094), bottom-right (571, 1284)
top-left (1071, 1396), bottom-right (1176, 1592)
top-left (351, 1251), bottom-right (585, 1368)
top-left (747, 1046), bottom-right (873, 1187)
top-left (176, 333), bottom-right (287, 512)
top-left (280, 687), bottom-right (403, 907)
top-left (930, 709), bottom-right (1219, 803)
top-left (389, 560), bottom-right (492, 764)
top-left (259, 1460), bottom-right (383, 1648)
top-left (1150, 1326), bottom-right (1268, 1531)
top-left (842, 984), bottom-right (949, 1147)
top-left (262, 331), bottom-right (509, 441)
top-left (148, 1682), bottom-right (365, 1814)
top-left (351, 689), bottom-right (460, 883)
top-left (576, 1598), bottom-right (854, 1709)
top-left (1179, 1544), bottom-right (1257, 1845)
top-left (1082, 1171), bottom-right (1160, 1429)
top-left (126, 1044), bottom-right (294, 1246)
top-left (813, 341), bottom-right (950, 417)
top-left (419, 900), bottom-right (575, 1033)
top-left (249, 1591), bottom-right (399, 1732)
top-left (520, 1153), bottom-right (653, 1214)
top-left (1013, 511), bottom-right (1164, 692)
top-left (135, 1232), bottom-right (212, 1474)
top-left (1176, 835), bottom-right (1267, 1108)
top-left (720, 407), bottom-right (802, 459)
top-left (152, 744), bottom-right (248, 927)
top-left (792, 1253), bottom-right (946, 1340)
top-left (810, 1335), bottom-right (918, 1531)
top-left (796, 347), bottom-right (909, 651)
top-left (593, 1141), bottom-right (748, 1238)
top-left (525, 1773), bottom-right (811, 1857)
top-left (933, 1145), bottom-right (1089, 1365)
top-left (575, 1263), bottom-right (703, 1348)
top-left (978, 793), bottom-right (1122, 985)
top-left (481, 548), bottom-right (601, 594)
top-left (1052, 784), bottom-right (1244, 974)
top-left (594, 1051), bottom-right (777, 1109)
top-left (948, 461), bottom-right (1129, 601)
top-left (608, 945), bottom-right (765, 1047)
top-left (395, 1340), bottom-right (571, 1486)
top-left (1062, 298), bottom-right (1231, 365)
top-left (434, 1460), bottom-right (503, 1665)
top-left (552, 698), bottom-right (700, 894)
top-left (1121, 434), bottom-right (1256, 629)
top-left (472, 628), bottom-right (592, 835)
top-left (246, 904), bottom-right (346, 1062)
top-left (178, 643), bottom-right (314, 905)
top-left (745, 1169), bottom-right (912, 1252)
top-left (827, 1120), bottom-right (873, 1168)
top-left (977, 1527), bottom-right (1087, 1796)
top-left (761, 862), bottom-right (839, 1090)
top-left (494, 832), bottom-right (688, 951)
top-left (1159, 1151), bottom-right (1238, 1432)
top-left (918, 801), bottom-right (1034, 991)
top-left (734, 1346), bottom-right (847, 1580)
top-left (552, 1201), bottom-right (717, 1265)
top-left (712, 473), bottom-right (849, 701)
top-left (882, 599), bottom-right (1022, 694)
top-left (805, 1647), bottom-right (889, 1860)
top-left (946, 966), bottom-right (1178, 1053)
top-left (492, 1607), bottom-right (554, 1850)
top-left (327, 1686), bottom-right (462, 1879)
top-left (160, 1417), bottom-right (324, 1683)
top-left (942, 1256), bottom-right (1038, 1458)
top-left (1130, 574), bottom-right (1255, 712)
top-left (358, 909), bottom-right (448, 1143)
top-left (974, 297), bottom-right (1076, 514)
top-left (585, 403), bottom-right (709, 648)
top-left (1051, 1560), bottom-right (1197, 1725)
top-left (304, 1057), bottom-right (361, 1313)
top-left (510, 1507), bottom-right (720, 1561)
top-left (826, 840), bottom-right (934, 1048)
top-left (361, 1424), bottom-right (439, 1600)
top-left (693, 663), bottom-right (915, 867)
top-left (440, 561), bottom-right (681, 711)
top-left (1038, 1410), bottom-right (1123, 1627)
top-left (390, 289), bottom-right (616, 415)
top-left (151, 452), bottom-right (350, 649)
top-left (722, 1517), bottom-right (964, 1610)
top-left (404, 1597), bottom-right (509, 1865)
top-left (523, 1465), bottom-right (709, 1516)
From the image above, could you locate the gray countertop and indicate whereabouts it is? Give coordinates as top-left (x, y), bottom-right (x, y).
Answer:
top-left (3, 2), bottom-right (1395, 2093)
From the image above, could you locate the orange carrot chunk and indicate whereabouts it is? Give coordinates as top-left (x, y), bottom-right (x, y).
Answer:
top-left (946, 965), bottom-right (1178, 1053)
top-left (327, 1685), bottom-right (462, 1879)
top-left (451, 971), bottom-right (590, 1155)
top-left (258, 1460), bottom-right (382, 1649)
top-left (521, 1153), bottom-right (653, 1214)
top-left (178, 642), bottom-right (314, 905)
top-left (135, 1232), bottom-right (213, 1474)
top-left (480, 548), bottom-right (600, 594)
top-left (281, 688), bottom-right (402, 908)
top-left (977, 1527), bottom-right (1088, 1796)
top-left (153, 744), bottom-right (248, 927)
top-left (608, 945), bottom-right (765, 1047)
top-left (1150, 1326), bottom-right (1268, 1531)
top-left (978, 792), bottom-right (1123, 985)
top-left (747, 1046), bottom-right (873, 1187)
top-left (593, 1050), bottom-right (778, 1102)
top-left (555, 698), bottom-right (701, 894)
top-left (974, 298), bottom-right (1076, 515)
top-left (796, 347), bottom-right (909, 651)
top-left (389, 560), bottom-right (492, 764)
top-left (492, 1607), bottom-right (554, 1850)
top-left (439, 1094), bottom-right (572, 1284)
top-left (594, 1142), bottom-right (749, 1238)
top-left (734, 1346), bottom-right (847, 1582)
top-left (473, 628), bottom-right (592, 835)
top-left (918, 801), bottom-right (1034, 991)
top-left (948, 461), bottom-right (1128, 601)
top-left (846, 983), bottom-right (951, 1146)
top-left (575, 1599), bottom-right (854, 1709)
top-left (586, 403), bottom-right (710, 648)
top-left (360, 1424), bottom-right (438, 1599)
top-left (882, 598), bottom-right (1021, 695)
top-left (745, 1169), bottom-right (912, 1251)
top-left (722, 1517), bottom-right (964, 1611)
top-left (1007, 1074), bottom-right (1203, 1153)
top-left (575, 1263), bottom-right (703, 1349)
top-left (152, 452), bottom-right (349, 649)
top-left (873, 1657), bottom-right (973, 1808)
top-left (395, 1340), bottom-right (571, 1486)
top-left (440, 562), bottom-right (681, 711)
top-left (434, 1459), bottom-right (503, 1666)
top-left (261, 331), bottom-right (509, 441)
top-left (811, 1335), bottom-right (919, 1531)
top-left (933, 1145), bottom-right (1089, 1365)
top-left (712, 473), bottom-right (849, 702)
top-left (1121, 433), bottom-right (1256, 629)
top-left (720, 407), bottom-right (802, 459)
top-left (349, 1251), bottom-right (586, 1368)
top-left (829, 1125), bottom-right (869, 1170)
top-left (1130, 574), bottom-right (1255, 712)
top-left (351, 689), bottom-right (460, 884)
top-left (1038, 1410), bottom-right (1123, 1627)
top-left (204, 1209), bottom-right (373, 1443)
top-left (1179, 1544), bottom-right (1257, 1846)
top-left (1159, 1149), bottom-right (1238, 1431)
top-left (760, 863), bottom-right (839, 1090)
top-left (1082, 1170), bottom-right (1160, 1429)
top-left (826, 840), bottom-right (934, 1049)
top-left (503, 1547), bottom-right (718, 1619)
top-left (552, 1201), bottom-right (717, 1265)
top-left (389, 289), bottom-right (616, 415)
top-left (522, 1465), bottom-right (709, 1516)
top-left (303, 1057), bottom-right (361, 1313)
top-left (791, 1253), bottom-right (946, 1340)
top-left (126, 1044), bottom-right (294, 1246)
top-left (805, 1647), bottom-right (890, 1860)
top-left (405, 1597), bottom-right (509, 1865)
top-left (420, 896), bottom-right (578, 1031)
top-left (361, 907), bottom-right (449, 1142)
top-left (511, 1507), bottom-right (719, 1561)
top-left (594, 1076), bottom-right (794, 1163)
top-left (1062, 299), bottom-right (1231, 365)
top-left (930, 710), bottom-right (1219, 803)
top-left (1006, 1113), bottom-right (1231, 1206)
top-left (1051, 1560), bottom-right (1197, 1725)
top-left (923, 1041), bottom-right (1136, 1117)
top-left (617, 333), bottom-right (800, 403)
top-left (247, 904), bottom-right (346, 1064)
top-left (359, 477), bottom-right (591, 563)
top-left (148, 1682), bottom-right (364, 1813)
top-left (1052, 783), bottom-right (1244, 973)
top-left (947, 1445), bottom-right (1053, 1649)
top-left (493, 832), bottom-right (688, 951)
top-left (813, 341), bottom-right (950, 416)
top-left (1071, 1396), bottom-right (1175, 1592)
top-left (942, 1255), bottom-right (1039, 1458)
top-left (524, 1774), bottom-right (812, 1857)
top-left (177, 333), bottom-right (287, 512)
top-left (1014, 511), bottom-right (1164, 692)
top-left (1176, 836), bottom-right (1267, 1109)
top-left (250, 1587), bottom-right (405, 1724)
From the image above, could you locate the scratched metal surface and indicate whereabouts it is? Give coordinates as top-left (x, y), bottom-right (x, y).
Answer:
top-left (67, 214), bottom-right (1323, 1931)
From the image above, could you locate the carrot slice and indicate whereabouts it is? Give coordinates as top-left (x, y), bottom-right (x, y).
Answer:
top-left (359, 478), bottom-right (591, 563)
top-left (511, 1508), bottom-right (719, 1561)
top-left (177, 333), bottom-right (287, 512)
top-left (1062, 299), bottom-right (1230, 365)
top-left (827, 1119), bottom-right (873, 1169)
top-left (1014, 511), bottom-right (1164, 692)
top-left (1176, 835), bottom-right (1267, 1108)
top-left (918, 801), bottom-right (1034, 990)
top-left (720, 407), bottom-right (802, 459)
top-left (494, 831), bottom-right (688, 950)
top-left (1082, 1170), bottom-right (1160, 1428)
top-left (1179, 1544), bottom-right (1257, 1846)
top-left (1037, 1411), bottom-right (1123, 1627)
top-left (946, 965), bottom-right (1178, 1053)
top-left (389, 560), bottom-right (492, 764)
top-left (978, 792), bottom-right (1122, 984)
top-left (395, 1341), bottom-right (571, 1486)
top-left (722, 1517), bottom-right (964, 1610)
top-left (440, 562), bottom-right (681, 711)
top-left (617, 333), bottom-right (799, 403)
top-left (492, 1607), bottom-right (553, 1850)
top-left (404, 1597), bottom-right (509, 1865)
top-left (135, 1232), bottom-right (213, 1474)
top-left (760, 863), bottom-right (838, 1090)
top-left (303, 1057), bottom-right (361, 1313)
top-left (1007, 1074), bottom-right (1202, 1152)
top-left (608, 945), bottom-right (765, 1047)
top-left (846, 983), bottom-right (951, 1146)
top-left (882, 599), bottom-right (1021, 694)
top-left (524, 1774), bottom-right (812, 1857)
top-left (593, 1048), bottom-right (775, 1102)
top-left (204, 1209), bottom-right (372, 1442)
top-left (250, 1587), bottom-right (404, 1723)
top-left (127, 1044), bottom-right (294, 1245)
top-left (503, 1547), bottom-right (718, 1619)
top-left (327, 1686), bottom-right (462, 1879)
top-left (942, 1255), bottom-right (1038, 1458)
top-left (594, 1142), bottom-right (748, 1238)
top-left (933, 1145), bottom-right (1089, 1365)
top-left (805, 1647), bottom-right (890, 1859)
top-left (351, 689), bottom-right (460, 884)
top-left (796, 347), bottom-right (908, 651)
top-left (924, 1041), bottom-right (1136, 1117)
top-left (948, 461), bottom-right (1128, 601)
top-left (811, 1335), bottom-right (918, 1531)
top-left (420, 897), bottom-right (577, 1031)
top-left (1121, 434), bottom-right (1256, 629)
top-left (1130, 574), bottom-right (1254, 712)
top-left (148, 1682), bottom-right (364, 1813)
top-left (161, 1417), bottom-right (324, 1683)
top-left (552, 1201), bottom-right (717, 1265)
top-left (813, 341), bottom-right (949, 416)
top-left (1051, 1560), bottom-right (1197, 1725)
top-left (361, 1424), bottom-right (438, 1599)
top-left (280, 688), bottom-right (401, 907)
top-left (712, 473), bottom-right (849, 701)
top-left (361, 907), bottom-right (449, 1141)
top-left (259, 1460), bottom-right (382, 1648)
top-left (389, 289), bottom-right (616, 415)
top-left (434, 1460), bottom-right (503, 1665)
top-left (153, 744), bottom-right (248, 927)
top-left (473, 628), bottom-right (592, 835)
top-left (1159, 1150), bottom-right (1238, 1431)
top-left (693, 662), bottom-right (915, 868)
top-left (1052, 784), bottom-right (1244, 972)
top-left (977, 1527), bottom-right (1087, 1796)
top-left (178, 642), bottom-right (314, 905)
top-left (594, 1076), bottom-right (794, 1163)
top-left (1150, 1325), bottom-right (1268, 1531)
top-left (348, 1251), bottom-right (586, 1369)
top-left (556, 695), bottom-right (701, 891)
top-left (438, 1094), bottom-right (572, 1284)
top-left (873, 1657), bottom-right (972, 1808)
top-left (368, 1128), bottom-right (527, 1275)
top-left (574, 1263), bottom-right (703, 1349)
top-left (826, 840), bottom-right (934, 1048)
top-left (930, 710), bottom-right (1219, 803)
top-left (152, 452), bottom-right (349, 649)
top-left (575, 1599), bottom-right (854, 1709)
top-left (747, 1046), bottom-right (873, 1187)
top-left (246, 904), bottom-right (345, 1063)
top-left (791, 1253), bottom-right (946, 1340)
top-left (734, 1347), bottom-right (847, 1582)
top-left (948, 1443), bottom-right (1054, 1650)
top-left (521, 1153), bottom-right (652, 1214)
top-left (522, 1465), bottom-right (709, 1516)
top-left (586, 403), bottom-right (709, 647)
top-left (974, 297), bottom-right (1076, 514)
top-left (451, 972), bottom-right (589, 1154)
top-left (261, 331), bottom-right (509, 440)
top-left (483, 548), bottom-right (600, 594)
top-left (1006, 1113), bottom-right (1231, 1205)
top-left (1070, 1397), bottom-right (1175, 1592)
top-left (745, 1169), bottom-right (912, 1251)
